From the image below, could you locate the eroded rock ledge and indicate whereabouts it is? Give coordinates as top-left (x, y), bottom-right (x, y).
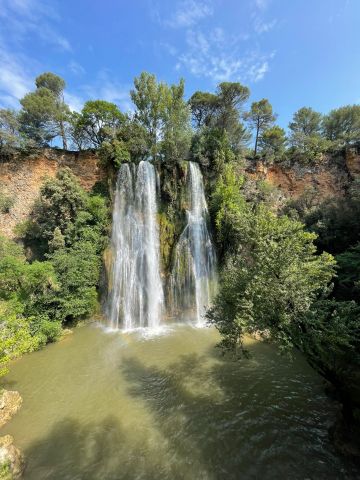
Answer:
top-left (0, 391), bottom-right (24, 479)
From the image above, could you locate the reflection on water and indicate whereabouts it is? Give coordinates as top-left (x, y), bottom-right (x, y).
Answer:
top-left (1, 324), bottom-right (358, 479)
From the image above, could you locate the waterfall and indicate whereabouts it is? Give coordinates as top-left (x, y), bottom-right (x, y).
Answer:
top-left (169, 162), bottom-right (217, 325)
top-left (106, 160), bottom-right (163, 330)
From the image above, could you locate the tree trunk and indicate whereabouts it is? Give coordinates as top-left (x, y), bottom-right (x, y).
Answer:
top-left (60, 121), bottom-right (68, 150)
top-left (254, 118), bottom-right (260, 156)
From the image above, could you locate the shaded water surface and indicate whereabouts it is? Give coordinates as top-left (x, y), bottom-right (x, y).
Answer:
top-left (2, 324), bottom-right (358, 479)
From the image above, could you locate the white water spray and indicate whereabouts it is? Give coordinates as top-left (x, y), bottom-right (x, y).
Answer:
top-left (106, 161), bottom-right (163, 330)
top-left (169, 162), bottom-right (217, 325)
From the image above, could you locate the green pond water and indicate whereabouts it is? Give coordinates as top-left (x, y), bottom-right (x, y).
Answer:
top-left (1, 323), bottom-right (358, 479)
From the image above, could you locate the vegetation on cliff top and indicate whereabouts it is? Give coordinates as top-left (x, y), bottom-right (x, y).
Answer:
top-left (1, 70), bottom-right (360, 167)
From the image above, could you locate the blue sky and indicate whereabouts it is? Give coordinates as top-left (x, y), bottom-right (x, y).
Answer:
top-left (0, 0), bottom-right (359, 129)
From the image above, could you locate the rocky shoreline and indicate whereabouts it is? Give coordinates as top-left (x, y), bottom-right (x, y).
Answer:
top-left (0, 390), bottom-right (24, 479)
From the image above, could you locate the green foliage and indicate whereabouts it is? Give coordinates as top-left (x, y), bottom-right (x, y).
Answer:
top-left (68, 111), bottom-right (91, 151)
top-left (35, 72), bottom-right (65, 96)
top-left (0, 300), bottom-right (47, 377)
top-left (288, 134), bottom-right (331, 164)
top-left (131, 72), bottom-right (168, 159)
top-left (289, 107), bottom-right (322, 136)
top-left (208, 198), bottom-right (335, 354)
top-left (74, 100), bottom-right (125, 148)
top-left (0, 109), bottom-right (26, 156)
top-left (189, 91), bottom-right (219, 128)
top-left (0, 166), bottom-right (109, 377)
top-left (0, 235), bottom-right (60, 377)
top-left (244, 98), bottom-right (276, 155)
top-left (304, 192), bottom-right (360, 255)
top-left (16, 168), bottom-right (108, 321)
top-left (47, 241), bottom-right (100, 320)
top-left (323, 105), bottom-right (360, 147)
top-left (98, 116), bottom-right (151, 167)
top-left (210, 163), bottom-right (246, 257)
top-left (208, 164), bottom-right (360, 428)
top-left (288, 108), bottom-right (330, 163)
top-left (131, 72), bottom-right (191, 162)
top-left (0, 190), bottom-right (14, 213)
top-left (335, 243), bottom-right (360, 301)
top-left (191, 127), bottom-right (235, 173)
top-left (158, 212), bottom-right (176, 270)
top-left (99, 139), bottom-right (130, 168)
top-left (189, 82), bottom-right (250, 154)
top-left (27, 168), bottom-right (88, 249)
top-left (0, 459), bottom-right (12, 480)
top-left (161, 79), bottom-right (192, 163)
top-left (19, 72), bottom-right (69, 148)
top-left (298, 300), bottom-right (360, 385)
top-left (258, 125), bottom-right (287, 163)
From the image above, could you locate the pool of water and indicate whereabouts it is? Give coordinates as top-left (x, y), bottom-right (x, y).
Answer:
top-left (1, 323), bottom-right (357, 479)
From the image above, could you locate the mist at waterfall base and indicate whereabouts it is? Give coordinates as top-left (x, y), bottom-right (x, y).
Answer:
top-left (106, 160), bottom-right (217, 330)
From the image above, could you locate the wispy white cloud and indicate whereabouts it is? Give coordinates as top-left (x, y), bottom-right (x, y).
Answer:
top-left (63, 92), bottom-right (84, 112)
top-left (253, 17), bottom-right (276, 34)
top-left (172, 27), bottom-right (274, 83)
top-left (254, 0), bottom-right (270, 11)
top-left (68, 60), bottom-right (85, 76)
top-left (79, 71), bottom-right (133, 113)
top-left (0, 0), bottom-right (75, 109)
top-left (155, 0), bottom-right (275, 84)
top-left (0, 0), bottom-right (71, 51)
top-left (251, 0), bottom-right (276, 35)
top-left (0, 47), bottom-right (33, 108)
top-left (165, 0), bottom-right (213, 28)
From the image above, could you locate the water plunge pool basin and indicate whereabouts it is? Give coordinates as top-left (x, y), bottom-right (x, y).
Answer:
top-left (1, 323), bottom-right (356, 479)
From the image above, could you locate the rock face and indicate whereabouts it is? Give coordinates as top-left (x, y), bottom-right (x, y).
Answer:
top-left (345, 144), bottom-right (360, 178)
top-left (0, 149), bottom-right (106, 239)
top-left (0, 391), bottom-right (22, 429)
top-left (248, 155), bottom-right (350, 201)
top-left (0, 391), bottom-right (24, 479)
top-left (0, 435), bottom-right (25, 479)
top-left (1, 147), bottom-right (357, 240)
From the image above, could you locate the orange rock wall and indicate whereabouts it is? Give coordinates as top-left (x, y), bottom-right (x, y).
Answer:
top-left (0, 149), bottom-right (106, 238)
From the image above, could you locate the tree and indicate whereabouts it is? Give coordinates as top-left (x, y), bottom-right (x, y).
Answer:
top-left (0, 109), bottom-right (23, 154)
top-left (19, 72), bottom-right (70, 149)
top-left (68, 111), bottom-right (91, 151)
top-left (131, 72), bottom-right (168, 159)
top-left (287, 107), bottom-right (329, 162)
top-left (28, 168), bottom-right (87, 250)
top-left (244, 99), bottom-right (276, 156)
top-left (161, 79), bottom-right (192, 163)
top-left (75, 100), bottom-right (124, 148)
top-left (207, 198), bottom-right (335, 354)
top-left (131, 72), bottom-right (192, 163)
top-left (322, 105), bottom-right (360, 147)
top-left (47, 240), bottom-right (100, 320)
top-left (258, 125), bottom-right (287, 162)
top-left (189, 91), bottom-right (219, 128)
top-left (289, 107), bottom-right (322, 136)
top-left (210, 163), bottom-right (247, 257)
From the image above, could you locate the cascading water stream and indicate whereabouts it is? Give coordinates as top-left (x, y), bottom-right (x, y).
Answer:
top-left (169, 162), bottom-right (217, 325)
top-left (106, 160), bottom-right (163, 330)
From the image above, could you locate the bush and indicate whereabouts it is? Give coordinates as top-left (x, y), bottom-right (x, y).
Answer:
top-left (0, 191), bottom-right (14, 214)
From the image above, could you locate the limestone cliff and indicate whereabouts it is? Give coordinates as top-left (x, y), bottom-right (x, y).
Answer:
top-left (0, 149), bottom-right (106, 238)
top-left (1, 148), bottom-right (359, 240)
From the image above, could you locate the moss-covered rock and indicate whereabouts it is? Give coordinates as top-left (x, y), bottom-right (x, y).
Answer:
top-left (0, 436), bottom-right (24, 480)
top-left (158, 212), bottom-right (176, 271)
